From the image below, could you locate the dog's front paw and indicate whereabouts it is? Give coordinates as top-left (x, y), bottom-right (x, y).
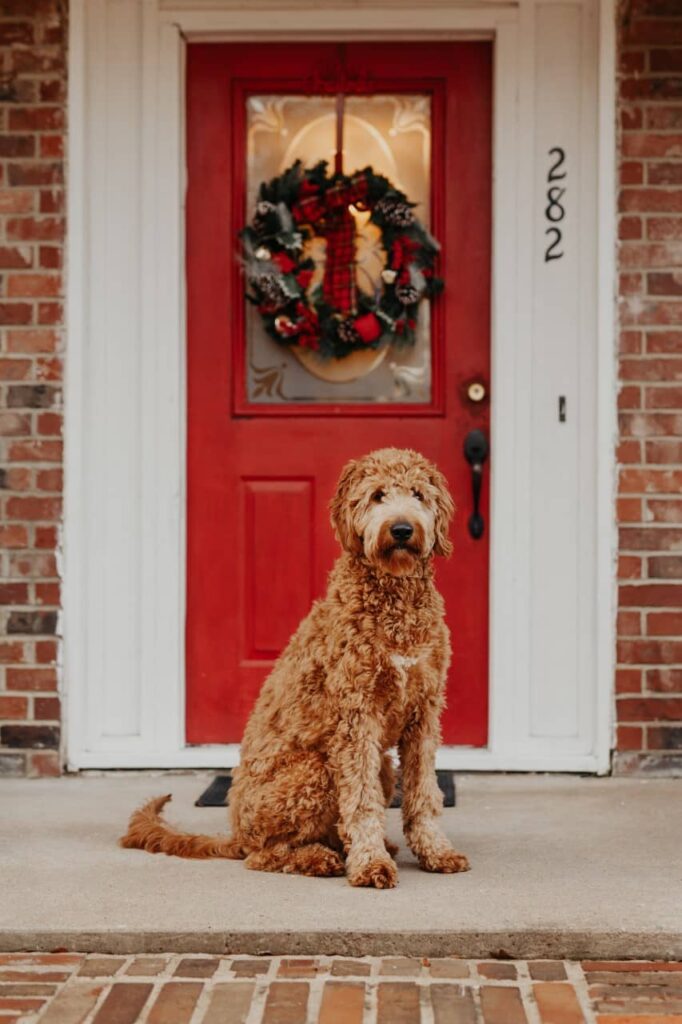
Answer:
top-left (348, 856), bottom-right (398, 889)
top-left (418, 849), bottom-right (470, 874)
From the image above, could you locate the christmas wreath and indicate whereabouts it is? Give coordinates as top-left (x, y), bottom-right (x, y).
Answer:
top-left (240, 160), bottom-right (443, 360)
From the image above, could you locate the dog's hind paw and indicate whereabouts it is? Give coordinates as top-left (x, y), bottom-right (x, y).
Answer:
top-left (348, 856), bottom-right (398, 889)
top-left (418, 849), bottom-right (470, 874)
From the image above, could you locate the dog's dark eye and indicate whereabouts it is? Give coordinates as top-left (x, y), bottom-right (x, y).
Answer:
top-left (413, 489), bottom-right (425, 502)
top-left (372, 489), bottom-right (385, 503)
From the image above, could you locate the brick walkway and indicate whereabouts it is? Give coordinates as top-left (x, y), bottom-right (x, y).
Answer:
top-left (0, 953), bottom-right (681, 1023)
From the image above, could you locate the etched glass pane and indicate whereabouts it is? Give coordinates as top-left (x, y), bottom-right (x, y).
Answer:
top-left (245, 94), bottom-right (432, 405)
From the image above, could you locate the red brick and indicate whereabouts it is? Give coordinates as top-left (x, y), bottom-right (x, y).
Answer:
top-left (36, 468), bottom-right (62, 491)
top-left (647, 498), bottom-right (682, 526)
top-left (618, 639), bottom-right (682, 664)
top-left (78, 959), bottom-right (126, 979)
top-left (533, 982), bottom-right (586, 1024)
top-left (0, 583), bottom-right (29, 604)
top-left (7, 162), bottom-right (62, 187)
top-left (318, 983), bottom-right (365, 1024)
top-left (0, 189), bottom-right (33, 215)
top-left (6, 328), bottom-right (59, 354)
top-left (620, 526), bottom-right (682, 550)
top-left (202, 983), bottom-right (255, 1024)
top-left (583, 961), bottom-right (682, 973)
top-left (36, 413), bottom-right (62, 436)
top-left (0, 642), bottom-right (26, 665)
top-left (647, 668), bottom-right (682, 691)
top-left (0, 525), bottom-right (28, 548)
top-left (479, 986), bottom-right (528, 1024)
top-left (262, 981), bottom-right (309, 1024)
top-left (8, 440), bottom-right (62, 461)
top-left (0, 358), bottom-right (32, 380)
top-left (620, 189), bottom-right (682, 214)
top-left (618, 439), bottom-right (641, 463)
top-left (647, 331), bottom-right (682, 353)
top-left (34, 528), bottom-right (58, 551)
top-left (618, 697), bottom-right (682, 720)
top-left (622, 358), bottom-right (682, 382)
top-left (478, 963), bottom-right (517, 980)
top-left (622, 242), bottom-right (682, 270)
top-left (649, 162), bottom-right (682, 186)
top-left (617, 498), bottom-right (642, 523)
top-left (647, 610), bottom-right (682, 635)
top-left (30, 751), bottom-right (60, 777)
top-left (649, 273), bottom-right (682, 297)
top-left (6, 216), bottom-right (64, 242)
top-left (619, 555), bottom-right (642, 580)
top-left (38, 300), bottom-right (62, 324)
top-left (0, 302), bottom-right (33, 325)
top-left (621, 161), bottom-right (644, 186)
top-left (620, 583), bottom-right (682, 607)
top-left (620, 468), bottom-right (682, 492)
top-left (619, 330), bottom-right (643, 355)
top-left (40, 134), bottom-right (65, 159)
top-left (430, 985), bottom-right (476, 1024)
top-left (92, 983), bottom-right (152, 1024)
top-left (648, 724), bottom-right (682, 749)
top-left (34, 697), bottom-right (60, 720)
top-left (0, 696), bottom-right (28, 720)
top-left (173, 959), bottom-right (219, 979)
top-left (146, 983), bottom-right (202, 1024)
top-left (6, 668), bottom-right (57, 691)
top-left (623, 134), bottom-right (682, 159)
top-left (40, 189), bottom-right (64, 214)
top-left (278, 960), bottom-right (321, 978)
top-left (619, 216), bottom-right (643, 240)
top-left (330, 960), bottom-right (372, 977)
top-left (618, 385), bottom-right (641, 410)
top-left (618, 610), bottom-right (642, 636)
top-left (647, 217), bottom-right (682, 240)
top-left (616, 668), bottom-right (642, 693)
top-left (528, 962), bottom-right (568, 981)
top-left (620, 272), bottom-right (643, 296)
top-left (622, 106), bottom-right (643, 130)
top-left (618, 724), bottom-right (645, 750)
top-left (5, 496), bottom-right (61, 521)
top-left (6, 273), bottom-right (61, 298)
top-left (377, 983), bottom-right (420, 1024)
top-left (39, 245), bottom-right (62, 269)
top-left (8, 107), bottom-right (64, 132)
top-left (0, 245), bottom-right (32, 269)
top-left (646, 441), bottom-right (682, 464)
top-left (379, 959), bottom-right (421, 977)
top-left (620, 411), bottom-right (682, 436)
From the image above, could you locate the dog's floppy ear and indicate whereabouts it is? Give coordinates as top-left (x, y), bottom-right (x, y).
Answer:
top-left (329, 458), bottom-right (363, 554)
top-left (430, 467), bottom-right (455, 557)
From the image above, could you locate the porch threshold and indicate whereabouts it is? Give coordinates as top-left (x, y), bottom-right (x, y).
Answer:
top-left (1, 774), bottom-right (680, 960)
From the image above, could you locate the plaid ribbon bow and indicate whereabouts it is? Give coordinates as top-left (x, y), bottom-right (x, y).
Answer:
top-left (294, 173), bottom-right (369, 315)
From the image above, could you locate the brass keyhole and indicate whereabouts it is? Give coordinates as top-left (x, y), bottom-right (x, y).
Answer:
top-left (467, 381), bottom-right (486, 403)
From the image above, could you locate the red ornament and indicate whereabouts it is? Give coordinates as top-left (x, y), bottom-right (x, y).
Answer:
top-left (272, 251), bottom-right (296, 274)
top-left (353, 313), bottom-right (382, 344)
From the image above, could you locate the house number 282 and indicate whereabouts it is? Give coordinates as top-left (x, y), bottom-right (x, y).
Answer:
top-left (544, 147), bottom-right (566, 262)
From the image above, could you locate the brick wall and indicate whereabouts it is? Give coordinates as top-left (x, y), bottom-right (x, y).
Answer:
top-left (0, 0), bottom-right (65, 777)
top-left (615, 0), bottom-right (682, 773)
top-left (0, 0), bottom-right (680, 777)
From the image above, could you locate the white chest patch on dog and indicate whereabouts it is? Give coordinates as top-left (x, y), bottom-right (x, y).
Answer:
top-left (390, 653), bottom-right (421, 670)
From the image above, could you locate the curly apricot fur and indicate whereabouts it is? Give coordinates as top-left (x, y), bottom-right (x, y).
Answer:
top-left (119, 449), bottom-right (469, 887)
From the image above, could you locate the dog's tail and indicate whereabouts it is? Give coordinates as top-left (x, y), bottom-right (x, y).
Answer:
top-left (119, 794), bottom-right (248, 860)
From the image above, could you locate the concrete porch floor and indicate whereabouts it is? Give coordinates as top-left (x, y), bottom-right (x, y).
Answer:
top-left (1, 774), bottom-right (680, 960)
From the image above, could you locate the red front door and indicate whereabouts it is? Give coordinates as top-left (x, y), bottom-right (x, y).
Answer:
top-left (186, 43), bottom-right (492, 746)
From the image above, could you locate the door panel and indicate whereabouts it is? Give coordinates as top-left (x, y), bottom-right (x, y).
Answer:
top-left (186, 42), bottom-right (492, 745)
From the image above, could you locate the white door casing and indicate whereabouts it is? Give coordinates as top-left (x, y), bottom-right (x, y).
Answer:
top-left (64, 0), bottom-right (617, 771)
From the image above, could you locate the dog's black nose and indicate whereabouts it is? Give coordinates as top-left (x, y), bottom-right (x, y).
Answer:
top-left (390, 521), bottom-right (414, 543)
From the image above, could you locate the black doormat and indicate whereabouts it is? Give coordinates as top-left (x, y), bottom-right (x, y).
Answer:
top-left (196, 770), bottom-right (456, 808)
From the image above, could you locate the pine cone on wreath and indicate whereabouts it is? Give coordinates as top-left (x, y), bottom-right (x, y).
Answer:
top-left (257, 274), bottom-right (290, 311)
top-left (395, 282), bottom-right (421, 305)
top-left (336, 318), bottom-right (361, 346)
top-left (252, 200), bottom-right (279, 235)
top-left (374, 196), bottom-right (416, 227)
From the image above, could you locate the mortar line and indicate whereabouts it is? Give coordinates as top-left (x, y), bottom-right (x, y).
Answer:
top-left (565, 960), bottom-right (599, 1024)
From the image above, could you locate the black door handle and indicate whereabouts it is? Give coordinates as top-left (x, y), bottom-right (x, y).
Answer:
top-left (463, 429), bottom-right (489, 540)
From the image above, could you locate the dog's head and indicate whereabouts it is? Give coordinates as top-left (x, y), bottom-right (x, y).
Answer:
top-left (329, 448), bottom-right (455, 576)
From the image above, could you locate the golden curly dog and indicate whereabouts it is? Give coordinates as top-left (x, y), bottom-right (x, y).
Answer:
top-left (120, 447), bottom-right (470, 889)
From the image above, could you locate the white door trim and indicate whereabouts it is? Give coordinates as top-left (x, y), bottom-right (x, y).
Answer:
top-left (65, 0), bottom-right (617, 773)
